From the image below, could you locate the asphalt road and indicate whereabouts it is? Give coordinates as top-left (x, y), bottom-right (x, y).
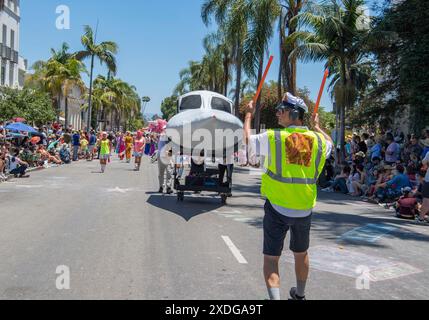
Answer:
top-left (0, 157), bottom-right (428, 300)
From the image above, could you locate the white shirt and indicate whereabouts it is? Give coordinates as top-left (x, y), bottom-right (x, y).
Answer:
top-left (248, 126), bottom-right (333, 218)
top-left (7, 156), bottom-right (20, 171)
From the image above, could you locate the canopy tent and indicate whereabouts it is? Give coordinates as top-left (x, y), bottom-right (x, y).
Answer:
top-left (5, 122), bottom-right (38, 134)
top-left (4, 132), bottom-right (27, 139)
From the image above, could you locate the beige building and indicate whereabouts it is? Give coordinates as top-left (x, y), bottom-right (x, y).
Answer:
top-left (55, 84), bottom-right (88, 131)
top-left (0, 0), bottom-right (26, 88)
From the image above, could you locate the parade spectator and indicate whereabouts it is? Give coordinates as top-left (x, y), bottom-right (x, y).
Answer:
top-left (353, 151), bottom-right (366, 166)
top-left (358, 134), bottom-right (368, 155)
top-left (63, 130), bottom-right (72, 145)
top-left (37, 145), bottom-right (62, 165)
top-left (396, 187), bottom-right (418, 220)
top-left (80, 135), bottom-right (89, 160)
top-left (6, 150), bottom-right (29, 178)
top-left (0, 147), bottom-right (6, 181)
top-left (421, 130), bottom-right (429, 158)
top-left (403, 135), bottom-right (422, 163)
top-left (88, 130), bottom-right (97, 161)
top-left (351, 135), bottom-right (360, 155)
top-left (369, 137), bottom-right (383, 161)
top-left (72, 130), bottom-right (80, 161)
top-left (59, 144), bottom-right (71, 164)
top-left (322, 166), bottom-right (351, 194)
top-left (351, 164), bottom-right (368, 196)
top-left (417, 152), bottom-right (429, 223)
top-left (385, 133), bottom-right (400, 165)
top-left (366, 135), bottom-right (376, 150)
top-left (375, 165), bottom-right (412, 203)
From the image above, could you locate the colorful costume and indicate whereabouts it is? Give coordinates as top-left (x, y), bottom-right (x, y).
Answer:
top-left (125, 135), bottom-right (133, 162)
top-left (116, 136), bottom-right (126, 160)
top-left (133, 131), bottom-right (145, 157)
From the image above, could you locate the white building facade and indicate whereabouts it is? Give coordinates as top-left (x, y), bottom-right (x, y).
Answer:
top-left (58, 85), bottom-right (88, 131)
top-left (0, 0), bottom-right (26, 88)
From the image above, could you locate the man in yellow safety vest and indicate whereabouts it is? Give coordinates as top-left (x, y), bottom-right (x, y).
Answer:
top-left (244, 92), bottom-right (333, 300)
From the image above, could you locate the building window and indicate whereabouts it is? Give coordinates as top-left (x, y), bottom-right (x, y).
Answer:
top-left (1, 61), bottom-right (6, 85)
top-left (9, 62), bottom-right (14, 86)
top-left (10, 29), bottom-right (14, 50)
top-left (2, 25), bottom-right (7, 45)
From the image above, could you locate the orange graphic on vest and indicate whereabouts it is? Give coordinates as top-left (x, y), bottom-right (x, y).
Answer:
top-left (285, 133), bottom-right (314, 167)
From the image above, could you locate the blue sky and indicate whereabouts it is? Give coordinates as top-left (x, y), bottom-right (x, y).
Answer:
top-left (20, 0), bottom-right (382, 115)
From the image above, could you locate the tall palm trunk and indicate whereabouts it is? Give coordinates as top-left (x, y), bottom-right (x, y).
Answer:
top-left (117, 110), bottom-right (121, 131)
top-left (57, 93), bottom-right (61, 123)
top-left (234, 38), bottom-right (243, 117)
top-left (223, 50), bottom-right (229, 97)
top-left (254, 55), bottom-right (264, 134)
top-left (65, 95), bottom-right (69, 129)
top-left (278, 12), bottom-right (284, 101)
top-left (110, 110), bottom-right (114, 131)
top-left (339, 57), bottom-right (347, 163)
top-left (86, 54), bottom-right (95, 131)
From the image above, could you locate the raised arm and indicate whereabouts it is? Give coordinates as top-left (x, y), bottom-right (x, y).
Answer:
top-left (243, 101), bottom-right (255, 145)
top-left (312, 113), bottom-right (333, 145)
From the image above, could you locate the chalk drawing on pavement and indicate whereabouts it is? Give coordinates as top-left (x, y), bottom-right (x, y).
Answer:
top-left (340, 223), bottom-right (397, 243)
top-left (284, 246), bottom-right (422, 281)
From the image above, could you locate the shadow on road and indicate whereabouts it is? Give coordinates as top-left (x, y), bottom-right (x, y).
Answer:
top-left (146, 194), bottom-right (224, 222)
top-left (232, 183), bottom-right (261, 195)
top-left (313, 210), bottom-right (429, 247)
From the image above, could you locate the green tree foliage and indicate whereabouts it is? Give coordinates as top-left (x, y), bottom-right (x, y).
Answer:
top-left (365, 0), bottom-right (429, 134)
top-left (161, 96), bottom-right (178, 120)
top-left (128, 118), bottom-right (145, 132)
top-left (76, 25), bottom-right (118, 129)
top-left (239, 82), bottom-right (335, 131)
top-left (0, 87), bottom-right (56, 125)
top-left (291, 0), bottom-right (376, 160)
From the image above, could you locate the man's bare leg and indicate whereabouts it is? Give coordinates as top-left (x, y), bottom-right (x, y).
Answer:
top-left (264, 255), bottom-right (281, 300)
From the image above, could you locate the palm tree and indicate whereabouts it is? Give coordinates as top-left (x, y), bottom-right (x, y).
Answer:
top-left (45, 59), bottom-right (86, 129)
top-left (174, 61), bottom-right (207, 95)
top-left (243, 0), bottom-right (281, 132)
top-left (278, 0), bottom-right (308, 99)
top-left (202, 0), bottom-right (251, 117)
top-left (84, 75), bottom-right (140, 131)
top-left (27, 43), bottom-right (86, 128)
top-left (82, 75), bottom-right (114, 130)
top-left (290, 0), bottom-right (376, 160)
top-left (228, 78), bottom-right (254, 101)
top-left (203, 30), bottom-right (233, 95)
top-left (76, 25), bottom-right (118, 131)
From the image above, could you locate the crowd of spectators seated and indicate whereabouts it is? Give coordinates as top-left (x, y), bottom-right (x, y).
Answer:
top-left (321, 129), bottom-right (429, 223)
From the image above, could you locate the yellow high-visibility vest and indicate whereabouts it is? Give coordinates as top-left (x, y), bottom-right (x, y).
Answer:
top-left (261, 127), bottom-right (327, 211)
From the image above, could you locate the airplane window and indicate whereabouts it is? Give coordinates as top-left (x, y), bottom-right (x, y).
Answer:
top-left (211, 97), bottom-right (231, 114)
top-left (180, 95), bottom-right (202, 111)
